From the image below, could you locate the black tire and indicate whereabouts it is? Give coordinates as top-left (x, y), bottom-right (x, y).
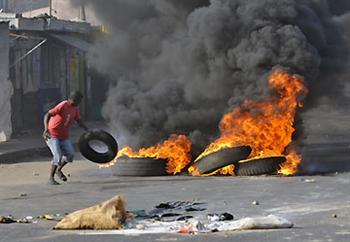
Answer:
top-left (78, 130), bottom-right (118, 164)
top-left (193, 146), bottom-right (252, 174)
top-left (113, 157), bottom-right (168, 176)
top-left (234, 156), bottom-right (286, 176)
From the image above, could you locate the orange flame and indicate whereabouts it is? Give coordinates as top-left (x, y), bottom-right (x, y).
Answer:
top-left (100, 135), bottom-right (192, 175)
top-left (192, 68), bottom-right (308, 176)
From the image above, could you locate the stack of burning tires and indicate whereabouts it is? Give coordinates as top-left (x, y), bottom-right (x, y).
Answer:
top-left (78, 131), bottom-right (285, 176)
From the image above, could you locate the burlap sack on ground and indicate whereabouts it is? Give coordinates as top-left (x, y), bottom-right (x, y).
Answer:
top-left (54, 195), bottom-right (126, 230)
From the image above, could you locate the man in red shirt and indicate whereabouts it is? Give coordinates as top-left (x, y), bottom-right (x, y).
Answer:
top-left (43, 91), bottom-right (89, 185)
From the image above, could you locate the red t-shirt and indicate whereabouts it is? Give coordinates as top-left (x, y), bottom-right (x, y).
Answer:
top-left (48, 101), bottom-right (80, 139)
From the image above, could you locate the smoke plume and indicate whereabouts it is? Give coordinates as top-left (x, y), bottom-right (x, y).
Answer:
top-left (74, 0), bottom-right (349, 151)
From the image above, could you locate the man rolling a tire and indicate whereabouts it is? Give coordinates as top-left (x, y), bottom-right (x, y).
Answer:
top-left (43, 91), bottom-right (89, 185)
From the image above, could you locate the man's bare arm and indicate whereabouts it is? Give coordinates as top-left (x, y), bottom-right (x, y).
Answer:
top-left (43, 112), bottom-right (52, 139)
top-left (77, 119), bottom-right (89, 131)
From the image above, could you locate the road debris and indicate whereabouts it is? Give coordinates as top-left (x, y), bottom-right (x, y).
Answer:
top-left (136, 200), bottom-right (207, 222)
top-left (16, 218), bottom-right (31, 223)
top-left (155, 201), bottom-right (205, 210)
top-left (302, 178), bottom-right (316, 183)
top-left (252, 200), bottom-right (260, 205)
top-left (332, 214), bottom-right (337, 218)
top-left (53, 196), bottom-right (294, 235)
top-left (176, 216), bottom-right (194, 221)
top-left (205, 214), bottom-right (293, 232)
top-left (38, 214), bottom-right (57, 221)
top-left (79, 214), bottom-right (293, 235)
top-left (0, 215), bottom-right (16, 224)
top-left (0, 215), bottom-right (36, 224)
top-left (54, 195), bottom-right (126, 230)
top-left (207, 212), bottom-right (234, 222)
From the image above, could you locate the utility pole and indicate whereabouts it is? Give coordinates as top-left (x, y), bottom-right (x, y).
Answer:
top-left (80, 1), bottom-right (86, 21)
top-left (49, 0), bottom-right (52, 17)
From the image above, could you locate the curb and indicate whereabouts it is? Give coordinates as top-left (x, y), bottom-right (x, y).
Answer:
top-left (0, 143), bottom-right (79, 165)
top-left (0, 147), bottom-right (51, 164)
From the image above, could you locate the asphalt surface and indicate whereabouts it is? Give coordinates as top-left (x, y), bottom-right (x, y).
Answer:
top-left (1, 154), bottom-right (350, 242)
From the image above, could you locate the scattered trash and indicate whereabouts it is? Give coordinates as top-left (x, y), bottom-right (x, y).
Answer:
top-left (48, 197), bottom-right (294, 235)
top-left (19, 193), bottom-right (27, 197)
top-left (220, 212), bottom-right (234, 221)
top-left (185, 207), bottom-right (205, 212)
top-left (79, 215), bottom-right (293, 235)
top-left (33, 172), bottom-right (40, 176)
top-left (155, 213), bottom-right (182, 220)
top-left (129, 210), bottom-right (148, 218)
top-left (16, 218), bottom-right (31, 224)
top-left (208, 213), bottom-right (234, 222)
top-left (176, 216), bottom-right (194, 221)
top-left (155, 201), bottom-right (205, 210)
top-left (0, 215), bottom-right (34, 224)
top-left (156, 203), bottom-right (175, 209)
top-left (207, 214), bottom-right (220, 222)
top-left (302, 178), bottom-right (316, 183)
top-left (177, 220), bottom-right (205, 234)
top-left (38, 214), bottom-right (56, 221)
top-left (332, 214), bottom-right (337, 218)
top-left (136, 224), bottom-right (146, 230)
top-left (54, 195), bottom-right (127, 230)
top-left (0, 215), bottom-right (16, 224)
top-left (205, 215), bottom-right (293, 232)
top-left (146, 200), bottom-right (206, 222)
top-left (160, 213), bottom-right (182, 218)
top-left (252, 200), bottom-right (259, 205)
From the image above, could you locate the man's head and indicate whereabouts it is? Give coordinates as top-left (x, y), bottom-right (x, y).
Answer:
top-left (68, 91), bottom-right (83, 106)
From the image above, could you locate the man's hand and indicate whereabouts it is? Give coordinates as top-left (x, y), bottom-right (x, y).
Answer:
top-left (43, 130), bottom-right (51, 140)
top-left (77, 119), bottom-right (89, 132)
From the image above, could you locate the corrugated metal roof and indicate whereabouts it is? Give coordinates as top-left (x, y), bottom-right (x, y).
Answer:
top-left (50, 33), bottom-right (91, 52)
top-left (0, 13), bottom-right (92, 33)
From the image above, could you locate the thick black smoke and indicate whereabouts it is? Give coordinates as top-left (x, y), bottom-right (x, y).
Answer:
top-left (328, 0), bottom-right (350, 16)
top-left (74, 0), bottom-right (348, 151)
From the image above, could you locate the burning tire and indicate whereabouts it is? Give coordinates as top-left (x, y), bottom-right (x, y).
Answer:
top-left (78, 130), bottom-right (118, 164)
top-left (192, 146), bottom-right (252, 175)
top-left (113, 157), bottom-right (168, 176)
top-left (234, 156), bottom-right (286, 176)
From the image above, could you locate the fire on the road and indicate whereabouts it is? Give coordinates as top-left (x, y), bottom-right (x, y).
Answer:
top-left (190, 68), bottom-right (308, 176)
top-left (102, 68), bottom-right (308, 176)
top-left (100, 135), bottom-right (192, 175)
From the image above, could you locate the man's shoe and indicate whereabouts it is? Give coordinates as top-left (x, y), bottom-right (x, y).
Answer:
top-left (56, 170), bottom-right (67, 182)
top-left (56, 171), bottom-right (67, 182)
top-left (48, 178), bottom-right (60, 185)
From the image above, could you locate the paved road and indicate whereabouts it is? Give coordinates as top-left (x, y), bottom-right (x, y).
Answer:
top-left (1, 154), bottom-right (350, 242)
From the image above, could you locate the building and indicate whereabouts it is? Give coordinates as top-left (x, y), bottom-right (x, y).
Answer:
top-left (0, 21), bottom-right (12, 142)
top-left (7, 0), bottom-right (48, 13)
top-left (0, 0), bottom-right (9, 11)
top-left (3, 0), bottom-right (100, 24)
top-left (0, 13), bottom-right (101, 141)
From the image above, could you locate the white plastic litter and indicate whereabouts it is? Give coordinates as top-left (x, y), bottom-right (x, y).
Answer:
top-left (80, 215), bottom-right (293, 235)
top-left (206, 214), bottom-right (294, 232)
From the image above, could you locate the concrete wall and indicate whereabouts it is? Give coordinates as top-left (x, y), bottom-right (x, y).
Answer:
top-left (0, 22), bottom-right (13, 142)
top-left (6, 0), bottom-right (101, 25)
